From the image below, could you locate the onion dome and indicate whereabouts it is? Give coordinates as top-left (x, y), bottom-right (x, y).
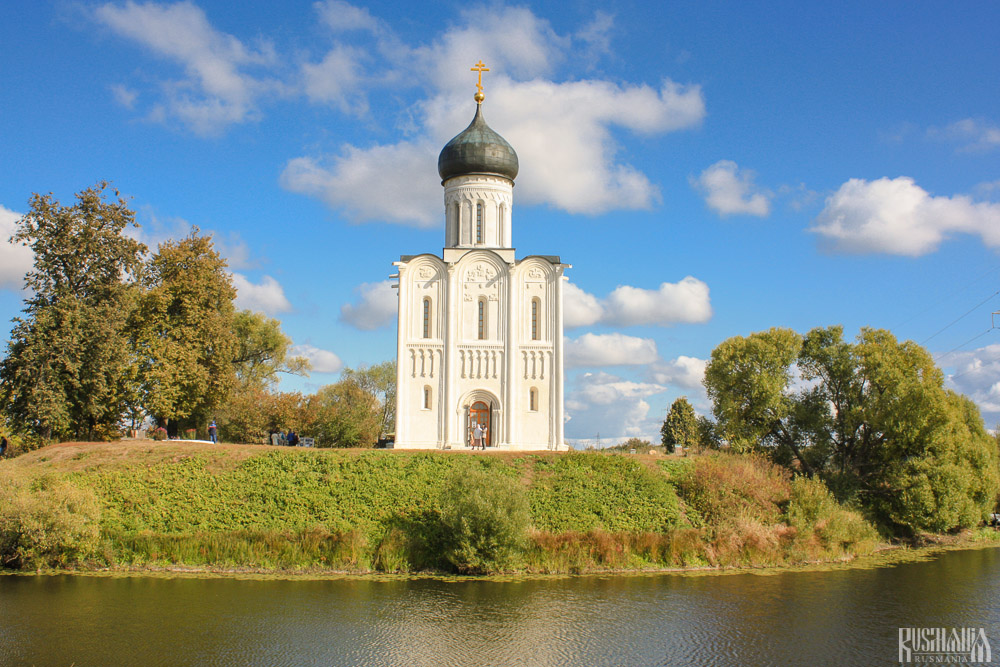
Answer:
top-left (437, 104), bottom-right (519, 182)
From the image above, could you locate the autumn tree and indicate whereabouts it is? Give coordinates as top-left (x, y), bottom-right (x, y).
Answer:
top-left (341, 361), bottom-right (396, 435)
top-left (232, 310), bottom-right (309, 388)
top-left (308, 378), bottom-right (381, 447)
top-left (133, 230), bottom-right (237, 433)
top-left (703, 325), bottom-right (1000, 533)
top-left (661, 396), bottom-right (699, 453)
top-left (0, 182), bottom-right (146, 441)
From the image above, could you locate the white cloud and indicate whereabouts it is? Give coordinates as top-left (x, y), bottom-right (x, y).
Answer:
top-left (340, 280), bottom-right (397, 330)
top-left (283, 7), bottom-right (704, 224)
top-left (280, 141), bottom-right (440, 226)
top-left (110, 83), bottom-right (138, 109)
top-left (940, 344), bottom-right (1000, 425)
top-left (0, 205), bottom-right (32, 291)
top-left (95, 1), bottom-right (280, 135)
top-left (603, 277), bottom-right (713, 326)
top-left (565, 332), bottom-right (659, 368)
top-left (811, 177), bottom-right (1000, 256)
top-left (564, 278), bottom-right (712, 329)
top-left (693, 160), bottom-right (772, 217)
top-left (563, 281), bottom-right (604, 328)
top-left (564, 371), bottom-right (665, 442)
top-left (232, 273), bottom-right (293, 315)
top-left (929, 118), bottom-right (1000, 153)
top-left (291, 344), bottom-right (344, 374)
top-left (300, 44), bottom-right (369, 113)
top-left (649, 355), bottom-right (707, 389)
top-left (314, 0), bottom-right (379, 33)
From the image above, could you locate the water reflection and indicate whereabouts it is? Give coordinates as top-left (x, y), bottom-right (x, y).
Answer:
top-left (2, 547), bottom-right (999, 666)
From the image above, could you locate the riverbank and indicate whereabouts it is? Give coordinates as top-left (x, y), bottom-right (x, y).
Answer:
top-left (1, 440), bottom-right (988, 576)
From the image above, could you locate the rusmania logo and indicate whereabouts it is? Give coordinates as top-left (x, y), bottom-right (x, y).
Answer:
top-left (899, 627), bottom-right (991, 664)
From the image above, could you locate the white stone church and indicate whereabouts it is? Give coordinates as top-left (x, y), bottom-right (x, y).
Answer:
top-left (393, 66), bottom-right (568, 450)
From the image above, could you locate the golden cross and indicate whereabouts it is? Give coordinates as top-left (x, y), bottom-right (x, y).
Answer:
top-left (471, 60), bottom-right (489, 102)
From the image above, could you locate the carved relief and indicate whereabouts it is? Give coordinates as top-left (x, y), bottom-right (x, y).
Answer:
top-left (527, 267), bottom-right (545, 280)
top-left (417, 266), bottom-right (434, 280)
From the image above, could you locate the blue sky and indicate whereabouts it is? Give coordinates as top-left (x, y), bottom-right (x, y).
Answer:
top-left (2, 1), bottom-right (1000, 445)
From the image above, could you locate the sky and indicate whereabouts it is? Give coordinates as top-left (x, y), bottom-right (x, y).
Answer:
top-left (2, 1), bottom-right (1000, 446)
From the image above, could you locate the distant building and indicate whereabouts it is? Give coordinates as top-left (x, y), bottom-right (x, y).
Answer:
top-left (393, 62), bottom-right (568, 450)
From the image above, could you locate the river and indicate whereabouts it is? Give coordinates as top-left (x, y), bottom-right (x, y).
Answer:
top-left (2, 546), bottom-right (999, 666)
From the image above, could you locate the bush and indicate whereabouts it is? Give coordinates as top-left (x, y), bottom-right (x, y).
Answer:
top-left (675, 453), bottom-right (791, 527)
top-left (787, 477), bottom-right (878, 559)
top-left (0, 471), bottom-right (101, 569)
top-left (438, 467), bottom-right (530, 574)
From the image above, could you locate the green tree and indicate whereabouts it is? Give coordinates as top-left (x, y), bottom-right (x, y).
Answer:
top-left (309, 378), bottom-right (381, 447)
top-left (703, 325), bottom-right (1000, 533)
top-left (0, 183), bottom-right (146, 441)
top-left (661, 396), bottom-right (699, 453)
top-left (341, 361), bottom-right (396, 435)
top-left (133, 230), bottom-right (237, 432)
top-left (232, 310), bottom-right (309, 388)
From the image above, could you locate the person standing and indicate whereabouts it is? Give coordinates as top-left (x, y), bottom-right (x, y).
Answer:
top-left (0, 435), bottom-right (8, 457)
top-left (208, 420), bottom-right (218, 444)
top-left (472, 422), bottom-right (484, 450)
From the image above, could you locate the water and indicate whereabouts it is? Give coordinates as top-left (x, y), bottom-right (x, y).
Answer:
top-left (2, 547), bottom-right (999, 666)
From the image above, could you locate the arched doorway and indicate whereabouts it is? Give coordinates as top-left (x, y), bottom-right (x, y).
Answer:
top-left (469, 400), bottom-right (491, 448)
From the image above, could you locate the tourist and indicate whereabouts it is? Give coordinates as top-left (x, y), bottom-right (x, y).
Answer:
top-left (287, 430), bottom-right (299, 447)
top-left (208, 420), bottom-right (218, 444)
top-left (472, 422), bottom-right (483, 450)
top-left (0, 435), bottom-right (7, 457)
top-left (480, 425), bottom-right (488, 450)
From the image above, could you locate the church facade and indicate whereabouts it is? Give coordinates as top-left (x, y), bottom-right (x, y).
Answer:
top-left (393, 66), bottom-right (568, 450)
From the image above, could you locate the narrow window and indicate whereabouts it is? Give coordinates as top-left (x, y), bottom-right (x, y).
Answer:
top-left (422, 298), bottom-right (431, 338)
top-left (424, 386), bottom-right (432, 410)
top-left (531, 298), bottom-right (540, 340)
top-left (478, 298), bottom-right (486, 340)
top-left (476, 203), bottom-right (483, 244)
top-left (530, 387), bottom-right (538, 412)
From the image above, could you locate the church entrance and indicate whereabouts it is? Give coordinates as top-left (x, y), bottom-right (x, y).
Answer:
top-left (469, 401), bottom-right (491, 448)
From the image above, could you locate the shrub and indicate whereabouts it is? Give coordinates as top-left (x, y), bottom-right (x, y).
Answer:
top-left (0, 471), bottom-right (101, 569)
top-left (438, 467), bottom-right (530, 574)
top-left (150, 427), bottom-right (168, 441)
top-left (675, 453), bottom-right (791, 526)
top-left (786, 476), bottom-right (878, 559)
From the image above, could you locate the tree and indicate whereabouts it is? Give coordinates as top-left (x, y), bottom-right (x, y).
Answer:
top-left (0, 182), bottom-right (146, 441)
top-left (341, 361), bottom-right (396, 435)
top-left (703, 325), bottom-right (1000, 533)
top-left (133, 230), bottom-right (237, 432)
top-left (232, 310), bottom-right (309, 388)
top-left (309, 378), bottom-right (381, 447)
top-left (661, 396), bottom-right (699, 453)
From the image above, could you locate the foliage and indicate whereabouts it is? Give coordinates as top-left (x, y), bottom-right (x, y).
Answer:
top-left (218, 386), bottom-right (305, 444)
top-left (308, 379), bottom-right (382, 447)
top-left (437, 467), bottom-right (530, 573)
top-left (528, 453), bottom-right (680, 533)
top-left (232, 310), bottom-right (309, 388)
top-left (786, 476), bottom-right (879, 559)
top-left (672, 452), bottom-right (791, 527)
top-left (661, 396), bottom-right (699, 453)
top-left (703, 326), bottom-right (1000, 534)
top-left (134, 230), bottom-right (237, 428)
top-left (341, 361), bottom-right (396, 436)
top-left (0, 182), bottom-right (146, 441)
top-left (0, 470), bottom-right (101, 569)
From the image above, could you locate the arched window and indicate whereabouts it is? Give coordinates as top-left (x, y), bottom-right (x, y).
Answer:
top-left (422, 298), bottom-right (431, 339)
top-left (531, 298), bottom-right (540, 340)
top-left (476, 203), bottom-right (483, 244)
top-left (529, 387), bottom-right (538, 412)
top-left (478, 298), bottom-right (486, 340)
top-left (423, 386), bottom-right (432, 410)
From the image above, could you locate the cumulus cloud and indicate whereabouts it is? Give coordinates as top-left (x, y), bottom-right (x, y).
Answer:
top-left (282, 7), bottom-right (704, 224)
top-left (928, 118), bottom-right (1000, 153)
top-left (340, 280), bottom-right (397, 330)
top-left (811, 176), bottom-right (1000, 256)
top-left (564, 371), bottom-right (665, 442)
top-left (0, 205), bottom-right (32, 291)
top-left (692, 160), bottom-right (772, 217)
top-left (649, 355), bottom-right (707, 389)
top-left (281, 141), bottom-right (440, 226)
top-left (232, 273), bottom-right (293, 314)
top-left (290, 344), bottom-right (344, 374)
top-left (564, 278), bottom-right (712, 328)
top-left (940, 344), bottom-right (1000, 425)
top-left (565, 333), bottom-right (658, 368)
top-left (95, 1), bottom-right (280, 135)
top-left (314, 0), bottom-right (379, 33)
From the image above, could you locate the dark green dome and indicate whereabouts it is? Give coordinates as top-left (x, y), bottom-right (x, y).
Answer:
top-left (438, 104), bottom-right (518, 182)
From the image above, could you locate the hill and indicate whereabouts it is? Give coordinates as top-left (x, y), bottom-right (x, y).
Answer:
top-left (0, 441), bottom-right (883, 574)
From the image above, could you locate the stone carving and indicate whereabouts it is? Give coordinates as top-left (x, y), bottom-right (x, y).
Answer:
top-left (417, 266), bottom-right (434, 280)
top-left (527, 267), bottom-right (545, 280)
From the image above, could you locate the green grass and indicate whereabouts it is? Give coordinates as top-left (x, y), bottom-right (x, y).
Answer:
top-left (0, 442), bottom-right (888, 574)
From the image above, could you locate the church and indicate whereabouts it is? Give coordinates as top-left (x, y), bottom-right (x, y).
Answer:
top-left (392, 62), bottom-right (568, 451)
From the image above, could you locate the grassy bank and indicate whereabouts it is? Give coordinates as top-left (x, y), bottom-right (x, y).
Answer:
top-left (0, 441), bottom-right (912, 575)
